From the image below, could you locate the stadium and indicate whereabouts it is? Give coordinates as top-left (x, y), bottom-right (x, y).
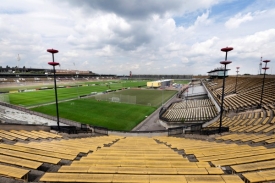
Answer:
top-left (1, 1), bottom-right (275, 183)
top-left (1, 56), bottom-right (275, 183)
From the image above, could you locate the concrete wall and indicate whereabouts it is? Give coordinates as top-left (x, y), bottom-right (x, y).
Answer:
top-left (202, 114), bottom-right (220, 127)
top-left (108, 130), bottom-right (168, 137)
top-left (159, 120), bottom-right (184, 129)
top-left (202, 81), bottom-right (220, 113)
top-left (0, 124), bottom-right (51, 131)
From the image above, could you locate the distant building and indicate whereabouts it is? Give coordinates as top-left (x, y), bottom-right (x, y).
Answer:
top-left (56, 69), bottom-right (90, 74)
top-left (147, 79), bottom-right (173, 88)
top-left (207, 67), bottom-right (230, 79)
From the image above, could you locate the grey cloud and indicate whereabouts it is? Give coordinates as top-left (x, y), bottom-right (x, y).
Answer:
top-left (65, 0), bottom-right (184, 20)
top-left (108, 23), bottom-right (152, 50)
top-left (68, 19), bottom-right (152, 51)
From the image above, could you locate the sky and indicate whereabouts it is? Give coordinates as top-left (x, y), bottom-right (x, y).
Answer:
top-left (0, 0), bottom-right (275, 76)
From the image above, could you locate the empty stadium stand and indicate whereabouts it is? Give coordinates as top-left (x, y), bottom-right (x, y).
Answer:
top-left (203, 77), bottom-right (275, 112)
top-left (161, 99), bottom-right (218, 123)
top-left (40, 136), bottom-right (245, 183)
top-left (2, 75), bottom-right (275, 183)
top-left (207, 108), bottom-right (275, 133)
top-left (1, 128), bottom-right (275, 182)
top-left (0, 131), bottom-right (120, 182)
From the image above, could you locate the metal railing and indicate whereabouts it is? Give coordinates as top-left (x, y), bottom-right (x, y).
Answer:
top-left (185, 126), bottom-right (229, 135)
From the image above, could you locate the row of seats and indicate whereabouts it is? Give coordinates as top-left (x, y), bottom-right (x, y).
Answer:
top-left (215, 133), bottom-right (275, 145)
top-left (41, 173), bottom-right (244, 183)
top-left (207, 109), bottom-right (275, 133)
top-left (0, 135), bottom-right (120, 182)
top-left (0, 164), bottom-right (29, 182)
top-left (3, 132), bottom-right (275, 182)
top-left (156, 136), bottom-right (275, 183)
top-left (162, 99), bottom-right (218, 122)
top-left (15, 135), bottom-right (120, 156)
top-left (163, 107), bottom-right (218, 122)
top-left (204, 77), bottom-right (275, 112)
top-left (4, 134), bottom-right (275, 182)
top-left (172, 99), bottom-right (214, 109)
top-left (38, 137), bottom-right (244, 183)
top-left (0, 129), bottom-right (62, 141)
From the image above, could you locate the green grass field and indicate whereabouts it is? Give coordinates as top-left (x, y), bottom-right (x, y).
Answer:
top-left (96, 89), bottom-right (177, 107)
top-left (0, 80), bottom-right (149, 93)
top-left (1, 80), bottom-right (179, 131)
top-left (6, 80), bottom-right (149, 107)
top-left (29, 89), bottom-right (176, 131)
top-left (31, 98), bottom-right (156, 131)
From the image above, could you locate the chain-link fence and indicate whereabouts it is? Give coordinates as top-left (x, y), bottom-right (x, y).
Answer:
top-left (0, 94), bottom-right (10, 103)
top-left (94, 93), bottom-right (136, 104)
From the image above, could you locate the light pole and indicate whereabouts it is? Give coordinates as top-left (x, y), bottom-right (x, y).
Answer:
top-left (17, 54), bottom-right (20, 73)
top-left (219, 47), bottom-right (233, 133)
top-left (259, 57), bottom-right (262, 75)
top-left (162, 77), bottom-right (164, 106)
top-left (76, 72), bottom-right (79, 98)
top-left (47, 48), bottom-right (60, 132)
top-left (259, 60), bottom-right (270, 108)
top-left (235, 67), bottom-right (240, 93)
top-left (186, 87), bottom-right (189, 110)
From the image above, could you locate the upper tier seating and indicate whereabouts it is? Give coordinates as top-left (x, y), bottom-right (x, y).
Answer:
top-left (203, 77), bottom-right (275, 112)
top-left (161, 99), bottom-right (218, 122)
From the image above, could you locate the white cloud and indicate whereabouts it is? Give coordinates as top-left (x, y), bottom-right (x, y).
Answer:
top-left (194, 10), bottom-right (211, 27)
top-left (225, 10), bottom-right (266, 30)
top-left (190, 37), bottom-right (219, 56)
top-left (95, 45), bottom-right (114, 57)
top-left (63, 50), bottom-right (79, 57)
top-left (225, 12), bottom-right (253, 29)
top-left (0, 0), bottom-right (274, 75)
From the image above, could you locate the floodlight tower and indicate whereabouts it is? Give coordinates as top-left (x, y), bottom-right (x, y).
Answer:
top-left (162, 77), bottom-right (164, 106)
top-left (47, 48), bottom-right (60, 132)
top-left (185, 87), bottom-right (189, 110)
top-left (259, 60), bottom-right (270, 108)
top-left (259, 57), bottom-right (262, 75)
top-left (234, 67), bottom-right (240, 93)
top-left (219, 47), bottom-right (233, 133)
top-left (17, 54), bottom-right (20, 73)
top-left (73, 62), bottom-right (80, 98)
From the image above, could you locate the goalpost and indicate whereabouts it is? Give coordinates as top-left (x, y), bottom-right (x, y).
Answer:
top-left (111, 97), bottom-right (120, 103)
top-left (95, 94), bottom-right (136, 104)
top-left (0, 94), bottom-right (10, 103)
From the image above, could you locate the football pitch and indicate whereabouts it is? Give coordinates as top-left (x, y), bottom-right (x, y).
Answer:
top-left (31, 89), bottom-right (177, 131)
top-left (1, 80), bottom-right (179, 131)
top-left (6, 80), bottom-right (148, 106)
top-left (32, 98), bottom-right (155, 131)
